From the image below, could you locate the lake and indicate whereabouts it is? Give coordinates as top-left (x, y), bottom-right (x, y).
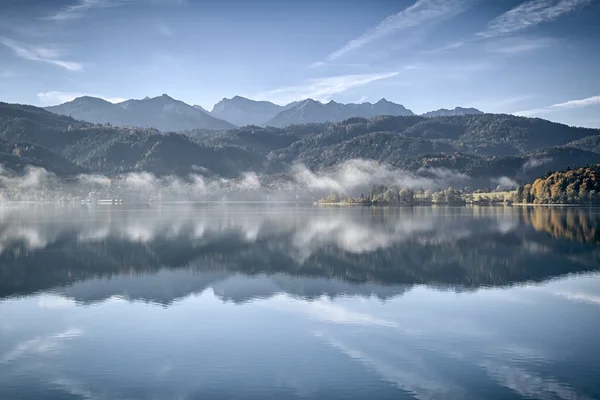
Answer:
top-left (1, 204), bottom-right (599, 400)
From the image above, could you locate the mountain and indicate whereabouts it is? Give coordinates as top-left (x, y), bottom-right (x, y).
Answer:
top-left (210, 96), bottom-right (284, 126)
top-left (3, 101), bottom-right (600, 185)
top-left (563, 135), bottom-right (600, 154)
top-left (264, 98), bottom-right (415, 127)
top-left (0, 102), bottom-right (261, 177)
top-left (0, 139), bottom-right (85, 176)
top-left (46, 94), bottom-right (235, 131)
top-left (45, 96), bottom-right (128, 125)
top-left (192, 104), bottom-right (210, 114)
top-left (422, 107), bottom-right (484, 118)
top-left (402, 114), bottom-right (598, 155)
top-left (266, 113), bottom-right (598, 165)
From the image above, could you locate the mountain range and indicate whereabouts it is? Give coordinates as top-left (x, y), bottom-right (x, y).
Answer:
top-left (2, 101), bottom-right (600, 187)
top-left (46, 94), bottom-right (235, 131)
top-left (45, 94), bottom-right (484, 131)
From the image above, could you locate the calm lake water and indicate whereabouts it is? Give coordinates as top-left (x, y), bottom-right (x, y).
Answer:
top-left (1, 205), bottom-right (600, 400)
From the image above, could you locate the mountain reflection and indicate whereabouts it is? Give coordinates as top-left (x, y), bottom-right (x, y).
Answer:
top-left (0, 205), bottom-right (599, 304)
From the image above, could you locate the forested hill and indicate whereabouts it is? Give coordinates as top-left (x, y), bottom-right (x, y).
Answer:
top-left (517, 165), bottom-right (600, 204)
top-left (0, 102), bottom-right (261, 177)
top-left (1, 101), bottom-right (600, 184)
top-left (0, 139), bottom-right (86, 175)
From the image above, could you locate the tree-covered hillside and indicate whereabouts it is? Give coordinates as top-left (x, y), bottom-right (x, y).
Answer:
top-left (0, 139), bottom-right (85, 175)
top-left (403, 114), bottom-right (597, 155)
top-left (1, 103), bottom-right (262, 176)
top-left (517, 165), bottom-right (600, 204)
top-left (563, 135), bottom-right (600, 154)
top-left (1, 101), bottom-right (600, 183)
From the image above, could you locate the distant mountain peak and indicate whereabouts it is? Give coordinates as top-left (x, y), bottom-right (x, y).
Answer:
top-left (422, 107), bottom-right (484, 118)
top-left (193, 105), bottom-right (210, 114)
top-left (210, 96), bottom-right (284, 126)
top-left (46, 94), bottom-right (234, 131)
top-left (302, 98), bottom-right (320, 104)
top-left (264, 97), bottom-right (414, 127)
top-left (68, 96), bottom-right (112, 104)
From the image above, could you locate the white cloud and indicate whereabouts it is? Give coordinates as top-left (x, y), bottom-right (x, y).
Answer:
top-left (486, 37), bottom-right (554, 54)
top-left (308, 61), bottom-right (371, 69)
top-left (326, 0), bottom-right (466, 61)
top-left (466, 94), bottom-right (534, 112)
top-left (256, 72), bottom-right (399, 104)
top-left (421, 40), bottom-right (465, 54)
top-left (38, 91), bottom-right (127, 106)
top-left (480, 0), bottom-right (594, 38)
top-left (522, 157), bottom-right (553, 170)
top-left (157, 21), bottom-right (172, 36)
top-left (0, 37), bottom-right (83, 71)
top-left (151, 0), bottom-right (188, 5)
top-left (44, 0), bottom-right (129, 21)
top-left (308, 61), bottom-right (327, 69)
top-left (0, 71), bottom-right (14, 78)
top-left (515, 95), bottom-right (600, 116)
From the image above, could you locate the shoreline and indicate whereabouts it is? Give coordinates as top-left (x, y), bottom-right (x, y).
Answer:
top-left (315, 202), bottom-right (598, 207)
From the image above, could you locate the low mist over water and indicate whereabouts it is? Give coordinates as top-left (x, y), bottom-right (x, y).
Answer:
top-left (1, 205), bottom-right (599, 399)
top-left (0, 159), bottom-right (484, 203)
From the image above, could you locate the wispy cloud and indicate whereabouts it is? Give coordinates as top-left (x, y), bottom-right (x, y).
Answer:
top-left (156, 21), bottom-right (172, 36)
top-left (309, 61), bottom-right (327, 69)
top-left (466, 94), bottom-right (535, 112)
top-left (309, 61), bottom-right (371, 70)
top-left (0, 71), bottom-right (14, 79)
top-left (256, 72), bottom-right (400, 104)
top-left (38, 91), bottom-right (126, 106)
top-left (515, 95), bottom-right (600, 116)
top-left (325, 0), bottom-right (466, 61)
top-left (151, 0), bottom-right (189, 5)
top-left (0, 37), bottom-right (83, 71)
top-left (421, 40), bottom-right (465, 54)
top-left (480, 0), bottom-right (594, 38)
top-left (44, 0), bottom-right (128, 21)
top-left (486, 37), bottom-right (555, 55)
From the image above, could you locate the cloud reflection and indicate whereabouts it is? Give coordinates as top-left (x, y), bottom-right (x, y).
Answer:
top-left (1, 328), bottom-right (83, 364)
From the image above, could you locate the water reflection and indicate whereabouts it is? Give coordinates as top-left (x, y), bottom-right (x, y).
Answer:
top-left (0, 205), bottom-right (599, 399)
top-left (0, 205), bottom-right (599, 303)
top-left (523, 207), bottom-right (600, 244)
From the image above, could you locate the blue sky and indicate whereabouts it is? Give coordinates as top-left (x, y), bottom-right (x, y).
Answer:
top-left (1, 0), bottom-right (599, 127)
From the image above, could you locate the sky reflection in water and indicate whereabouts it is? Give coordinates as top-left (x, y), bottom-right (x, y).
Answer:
top-left (0, 205), bottom-right (599, 400)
